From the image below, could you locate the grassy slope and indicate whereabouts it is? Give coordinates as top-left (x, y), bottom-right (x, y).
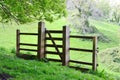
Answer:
top-left (0, 48), bottom-right (114, 80)
top-left (90, 19), bottom-right (120, 49)
top-left (0, 18), bottom-right (119, 49)
top-left (90, 19), bottom-right (120, 78)
top-left (0, 18), bottom-right (120, 79)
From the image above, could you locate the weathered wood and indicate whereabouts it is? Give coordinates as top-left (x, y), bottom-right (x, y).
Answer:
top-left (46, 30), bottom-right (63, 60)
top-left (45, 44), bottom-right (63, 48)
top-left (47, 58), bottom-right (62, 62)
top-left (16, 30), bottom-right (20, 56)
top-left (70, 35), bottom-right (94, 39)
top-left (69, 66), bottom-right (90, 71)
top-left (16, 22), bottom-right (98, 71)
top-left (46, 30), bottom-right (63, 33)
top-left (92, 36), bottom-right (97, 71)
top-left (20, 43), bottom-right (37, 46)
top-left (37, 22), bottom-right (46, 59)
top-left (17, 54), bottom-right (36, 60)
top-left (70, 48), bottom-right (93, 52)
top-left (45, 51), bottom-right (63, 55)
top-left (44, 28), bottom-right (47, 58)
top-left (19, 48), bottom-right (37, 52)
top-left (62, 26), bottom-right (70, 66)
top-left (46, 37), bottom-right (63, 41)
top-left (70, 60), bottom-right (93, 65)
top-left (20, 33), bottom-right (38, 35)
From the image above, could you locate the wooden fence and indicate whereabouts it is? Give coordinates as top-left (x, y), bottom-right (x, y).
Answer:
top-left (16, 22), bottom-right (98, 71)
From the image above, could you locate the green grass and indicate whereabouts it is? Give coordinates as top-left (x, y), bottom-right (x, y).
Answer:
top-left (0, 48), bottom-right (116, 80)
top-left (90, 19), bottom-right (120, 49)
top-left (0, 18), bottom-right (120, 79)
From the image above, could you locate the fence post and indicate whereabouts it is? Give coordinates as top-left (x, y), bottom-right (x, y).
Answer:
top-left (44, 28), bottom-right (47, 58)
top-left (62, 26), bottom-right (70, 66)
top-left (37, 22), bottom-right (45, 59)
top-left (16, 29), bottom-right (20, 56)
top-left (92, 36), bottom-right (97, 71)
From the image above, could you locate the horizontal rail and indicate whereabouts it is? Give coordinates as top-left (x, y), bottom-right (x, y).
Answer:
top-left (70, 35), bottom-right (94, 39)
top-left (20, 43), bottom-right (37, 46)
top-left (69, 66), bottom-right (90, 71)
top-left (46, 30), bottom-right (63, 33)
top-left (20, 33), bottom-right (38, 35)
top-left (70, 48), bottom-right (93, 52)
top-left (19, 48), bottom-right (37, 52)
top-left (70, 60), bottom-right (93, 65)
top-left (45, 44), bottom-right (63, 48)
top-left (45, 51), bottom-right (63, 55)
top-left (47, 58), bottom-right (62, 62)
top-left (17, 54), bottom-right (36, 60)
top-left (46, 37), bottom-right (63, 41)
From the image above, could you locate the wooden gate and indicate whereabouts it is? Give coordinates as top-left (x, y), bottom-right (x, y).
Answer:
top-left (16, 22), bottom-right (98, 71)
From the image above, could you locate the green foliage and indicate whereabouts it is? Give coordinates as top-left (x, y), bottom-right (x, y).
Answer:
top-left (89, 70), bottom-right (115, 80)
top-left (10, 48), bottom-right (16, 54)
top-left (109, 4), bottom-right (120, 23)
top-left (99, 47), bottom-right (120, 72)
top-left (68, 0), bottom-right (94, 34)
top-left (0, 0), bottom-right (66, 23)
top-left (94, 0), bottom-right (110, 18)
top-left (0, 18), bottom-right (120, 79)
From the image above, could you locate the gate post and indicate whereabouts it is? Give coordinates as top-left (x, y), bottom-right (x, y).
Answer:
top-left (37, 22), bottom-right (45, 59)
top-left (92, 36), bottom-right (97, 71)
top-left (62, 26), bottom-right (70, 66)
top-left (16, 29), bottom-right (20, 56)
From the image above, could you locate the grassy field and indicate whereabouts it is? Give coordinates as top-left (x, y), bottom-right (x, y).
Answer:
top-left (0, 18), bottom-right (120, 79)
top-left (0, 47), bottom-right (116, 80)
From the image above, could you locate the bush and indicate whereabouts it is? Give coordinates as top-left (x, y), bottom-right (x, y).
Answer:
top-left (99, 47), bottom-right (120, 72)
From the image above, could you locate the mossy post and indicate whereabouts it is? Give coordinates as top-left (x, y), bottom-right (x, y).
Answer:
top-left (37, 22), bottom-right (46, 59)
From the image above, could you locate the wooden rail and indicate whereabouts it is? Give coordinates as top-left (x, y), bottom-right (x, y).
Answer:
top-left (20, 43), bottom-right (37, 46)
top-left (45, 44), bottom-right (62, 48)
top-left (45, 51), bottom-right (63, 55)
top-left (19, 48), bottom-right (37, 52)
top-left (69, 66), bottom-right (90, 71)
top-left (20, 33), bottom-right (38, 35)
top-left (69, 35), bottom-right (98, 71)
top-left (70, 48), bottom-right (93, 52)
top-left (16, 21), bottom-right (98, 71)
top-left (70, 35), bottom-right (94, 39)
top-left (70, 60), bottom-right (93, 65)
top-left (47, 58), bottom-right (62, 62)
top-left (46, 37), bottom-right (63, 41)
top-left (46, 30), bottom-right (63, 33)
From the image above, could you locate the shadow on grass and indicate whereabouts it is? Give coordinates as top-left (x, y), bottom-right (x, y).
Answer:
top-left (0, 73), bottom-right (13, 80)
top-left (17, 54), bottom-right (37, 60)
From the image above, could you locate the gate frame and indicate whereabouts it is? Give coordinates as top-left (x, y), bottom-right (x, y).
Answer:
top-left (16, 21), bottom-right (98, 71)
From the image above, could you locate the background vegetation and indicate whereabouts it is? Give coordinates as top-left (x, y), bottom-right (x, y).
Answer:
top-left (0, 0), bottom-right (120, 80)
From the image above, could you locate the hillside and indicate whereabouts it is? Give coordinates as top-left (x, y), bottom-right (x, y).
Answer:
top-left (0, 18), bottom-right (120, 79)
top-left (90, 19), bottom-right (120, 49)
top-left (0, 48), bottom-right (115, 80)
top-left (0, 18), bottom-right (119, 49)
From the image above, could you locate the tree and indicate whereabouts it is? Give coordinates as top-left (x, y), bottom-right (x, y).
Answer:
top-left (67, 0), bottom-right (96, 34)
top-left (0, 0), bottom-right (66, 24)
top-left (67, 0), bottom-right (110, 42)
top-left (109, 4), bottom-right (120, 23)
top-left (94, 0), bottom-right (110, 18)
